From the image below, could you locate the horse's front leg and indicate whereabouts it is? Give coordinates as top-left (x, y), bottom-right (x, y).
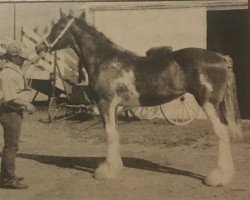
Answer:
top-left (94, 99), bottom-right (123, 179)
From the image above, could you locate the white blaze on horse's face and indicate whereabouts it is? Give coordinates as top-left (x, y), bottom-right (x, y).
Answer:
top-left (42, 17), bottom-right (74, 52)
top-left (199, 74), bottom-right (213, 92)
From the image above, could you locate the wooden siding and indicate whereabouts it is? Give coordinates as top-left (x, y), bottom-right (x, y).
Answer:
top-left (79, 1), bottom-right (248, 11)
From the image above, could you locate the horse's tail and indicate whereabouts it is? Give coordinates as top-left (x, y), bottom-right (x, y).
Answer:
top-left (220, 55), bottom-right (242, 138)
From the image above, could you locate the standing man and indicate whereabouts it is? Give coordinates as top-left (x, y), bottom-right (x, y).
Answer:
top-left (0, 41), bottom-right (35, 189)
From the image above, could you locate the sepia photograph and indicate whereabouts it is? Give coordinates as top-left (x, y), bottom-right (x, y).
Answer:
top-left (0, 0), bottom-right (249, 199)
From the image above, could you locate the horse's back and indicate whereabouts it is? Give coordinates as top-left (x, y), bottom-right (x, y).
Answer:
top-left (146, 46), bottom-right (173, 58)
top-left (172, 48), bottom-right (227, 68)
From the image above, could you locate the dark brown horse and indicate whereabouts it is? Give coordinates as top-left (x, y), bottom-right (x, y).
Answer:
top-left (36, 10), bottom-right (242, 187)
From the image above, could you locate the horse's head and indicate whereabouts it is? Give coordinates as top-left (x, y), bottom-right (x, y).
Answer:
top-left (35, 9), bottom-right (76, 55)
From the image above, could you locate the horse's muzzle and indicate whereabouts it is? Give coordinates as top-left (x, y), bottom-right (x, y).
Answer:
top-left (35, 42), bottom-right (48, 55)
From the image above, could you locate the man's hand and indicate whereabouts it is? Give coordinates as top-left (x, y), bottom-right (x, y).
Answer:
top-left (26, 103), bottom-right (35, 114)
top-left (12, 98), bottom-right (36, 114)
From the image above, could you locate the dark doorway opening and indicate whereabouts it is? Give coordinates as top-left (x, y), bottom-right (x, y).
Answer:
top-left (207, 9), bottom-right (249, 118)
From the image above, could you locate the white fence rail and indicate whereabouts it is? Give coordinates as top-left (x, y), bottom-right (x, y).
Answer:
top-left (21, 26), bottom-right (79, 94)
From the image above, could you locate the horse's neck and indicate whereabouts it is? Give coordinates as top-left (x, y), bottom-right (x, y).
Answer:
top-left (69, 37), bottom-right (81, 57)
top-left (75, 21), bottom-right (116, 54)
top-left (71, 22), bottom-right (117, 64)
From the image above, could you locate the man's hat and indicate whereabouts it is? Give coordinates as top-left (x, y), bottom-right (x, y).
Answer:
top-left (6, 41), bottom-right (29, 59)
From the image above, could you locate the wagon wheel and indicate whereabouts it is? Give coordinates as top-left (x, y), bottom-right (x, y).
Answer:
top-left (48, 101), bottom-right (97, 122)
top-left (160, 93), bottom-right (202, 125)
top-left (124, 106), bottom-right (160, 120)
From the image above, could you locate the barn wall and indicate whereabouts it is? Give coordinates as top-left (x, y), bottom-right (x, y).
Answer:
top-left (81, 2), bottom-right (248, 118)
top-left (207, 9), bottom-right (249, 118)
top-left (89, 7), bottom-right (207, 55)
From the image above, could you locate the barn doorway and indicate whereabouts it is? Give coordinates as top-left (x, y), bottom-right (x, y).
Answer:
top-left (207, 9), bottom-right (249, 118)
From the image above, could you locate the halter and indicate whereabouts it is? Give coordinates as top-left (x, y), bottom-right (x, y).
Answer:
top-left (42, 18), bottom-right (75, 49)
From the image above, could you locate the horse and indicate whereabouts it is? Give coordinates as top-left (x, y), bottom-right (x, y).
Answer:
top-left (35, 10), bottom-right (242, 187)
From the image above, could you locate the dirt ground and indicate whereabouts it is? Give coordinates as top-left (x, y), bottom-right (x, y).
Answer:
top-left (0, 109), bottom-right (249, 200)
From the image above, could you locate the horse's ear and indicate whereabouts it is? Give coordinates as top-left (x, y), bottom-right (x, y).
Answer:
top-left (60, 8), bottom-right (67, 19)
top-left (79, 11), bottom-right (86, 21)
top-left (68, 9), bottom-right (74, 18)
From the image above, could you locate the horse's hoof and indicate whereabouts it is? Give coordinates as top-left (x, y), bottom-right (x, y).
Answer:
top-left (204, 167), bottom-right (235, 187)
top-left (94, 161), bottom-right (123, 180)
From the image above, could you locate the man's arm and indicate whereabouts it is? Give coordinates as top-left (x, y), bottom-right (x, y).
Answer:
top-left (0, 72), bottom-right (35, 113)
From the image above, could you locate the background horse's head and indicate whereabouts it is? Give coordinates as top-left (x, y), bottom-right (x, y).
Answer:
top-left (35, 9), bottom-right (78, 55)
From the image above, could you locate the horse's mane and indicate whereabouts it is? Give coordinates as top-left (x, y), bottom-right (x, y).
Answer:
top-left (74, 14), bottom-right (140, 60)
top-left (75, 15), bottom-right (115, 48)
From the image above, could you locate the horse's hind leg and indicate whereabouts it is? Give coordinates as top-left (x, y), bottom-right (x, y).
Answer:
top-left (94, 98), bottom-right (123, 179)
top-left (202, 101), bottom-right (235, 186)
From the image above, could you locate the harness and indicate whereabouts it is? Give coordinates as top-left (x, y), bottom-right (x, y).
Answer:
top-left (41, 17), bottom-right (93, 103)
top-left (42, 18), bottom-right (75, 49)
